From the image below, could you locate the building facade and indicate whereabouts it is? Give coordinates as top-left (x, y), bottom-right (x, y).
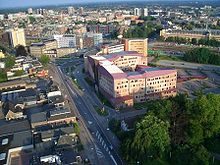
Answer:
top-left (85, 51), bottom-right (177, 108)
top-left (160, 29), bottom-right (220, 41)
top-left (2, 28), bottom-right (26, 47)
top-left (122, 38), bottom-right (148, 57)
top-left (54, 34), bottom-right (76, 48)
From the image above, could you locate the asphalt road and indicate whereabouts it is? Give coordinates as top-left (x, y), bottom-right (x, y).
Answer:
top-left (50, 64), bottom-right (108, 165)
top-left (55, 65), bottom-right (124, 165)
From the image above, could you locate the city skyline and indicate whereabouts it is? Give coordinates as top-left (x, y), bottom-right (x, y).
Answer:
top-left (0, 0), bottom-right (216, 9)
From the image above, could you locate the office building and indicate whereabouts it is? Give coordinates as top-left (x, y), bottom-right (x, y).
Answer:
top-left (54, 34), bottom-right (76, 48)
top-left (30, 39), bottom-right (57, 57)
top-left (102, 44), bottom-right (125, 54)
top-left (143, 8), bottom-right (148, 16)
top-left (122, 38), bottom-right (148, 58)
top-left (79, 7), bottom-right (84, 15)
top-left (28, 8), bottom-right (33, 14)
top-left (68, 6), bottom-right (75, 15)
top-left (2, 28), bottom-right (26, 47)
top-left (85, 51), bottom-right (177, 108)
top-left (134, 8), bottom-right (142, 16)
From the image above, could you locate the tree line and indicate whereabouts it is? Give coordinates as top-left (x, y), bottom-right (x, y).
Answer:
top-left (123, 22), bottom-right (162, 38)
top-left (184, 47), bottom-right (220, 65)
top-left (120, 93), bottom-right (220, 164)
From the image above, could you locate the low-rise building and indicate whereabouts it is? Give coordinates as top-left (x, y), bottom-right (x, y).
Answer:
top-left (160, 29), bottom-right (220, 41)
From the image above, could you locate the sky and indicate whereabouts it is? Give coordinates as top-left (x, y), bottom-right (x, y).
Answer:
top-left (0, 0), bottom-right (214, 9)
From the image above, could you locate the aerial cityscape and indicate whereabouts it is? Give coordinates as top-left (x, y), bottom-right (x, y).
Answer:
top-left (0, 0), bottom-right (220, 164)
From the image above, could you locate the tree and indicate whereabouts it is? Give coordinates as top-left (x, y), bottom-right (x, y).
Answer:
top-left (187, 94), bottom-right (220, 145)
top-left (184, 48), bottom-right (220, 65)
top-left (122, 115), bottom-right (170, 163)
top-left (0, 69), bottom-right (7, 82)
top-left (5, 55), bottom-right (15, 69)
top-left (29, 16), bottom-right (36, 24)
top-left (15, 45), bottom-right (27, 57)
top-left (39, 55), bottom-right (50, 66)
top-left (14, 70), bottom-right (25, 76)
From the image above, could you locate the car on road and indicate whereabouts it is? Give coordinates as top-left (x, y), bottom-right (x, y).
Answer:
top-left (88, 121), bottom-right (93, 125)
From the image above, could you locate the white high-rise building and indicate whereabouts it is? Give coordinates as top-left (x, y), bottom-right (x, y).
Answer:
top-left (5, 28), bottom-right (26, 47)
top-left (54, 34), bottom-right (76, 48)
top-left (28, 8), bottom-right (33, 14)
top-left (134, 8), bottom-right (141, 16)
top-left (143, 8), bottom-right (148, 16)
top-left (68, 6), bottom-right (75, 15)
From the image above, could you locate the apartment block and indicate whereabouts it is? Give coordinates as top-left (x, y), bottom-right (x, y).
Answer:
top-left (102, 44), bottom-right (125, 54)
top-left (30, 39), bottom-right (57, 57)
top-left (54, 34), bottom-right (76, 48)
top-left (85, 51), bottom-right (177, 108)
top-left (2, 28), bottom-right (26, 47)
top-left (122, 38), bottom-right (148, 57)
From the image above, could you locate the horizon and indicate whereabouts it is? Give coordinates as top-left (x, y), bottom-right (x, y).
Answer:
top-left (0, 0), bottom-right (218, 9)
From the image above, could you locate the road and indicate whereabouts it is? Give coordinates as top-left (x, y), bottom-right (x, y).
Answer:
top-left (54, 64), bottom-right (124, 165)
top-left (49, 64), bottom-right (110, 165)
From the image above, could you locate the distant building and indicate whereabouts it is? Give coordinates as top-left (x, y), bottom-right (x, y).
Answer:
top-left (143, 8), bottom-right (148, 17)
top-left (160, 29), bottom-right (220, 41)
top-left (28, 8), bottom-right (33, 14)
top-left (30, 39), bottom-right (57, 57)
top-left (79, 7), bottom-right (84, 15)
top-left (82, 33), bottom-right (103, 48)
top-left (68, 6), bottom-right (75, 15)
top-left (54, 34), bottom-right (76, 48)
top-left (2, 28), bottom-right (26, 47)
top-left (134, 8), bottom-right (141, 16)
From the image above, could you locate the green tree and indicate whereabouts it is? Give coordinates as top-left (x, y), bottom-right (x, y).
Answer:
top-left (39, 55), bottom-right (50, 66)
top-left (122, 115), bottom-right (170, 163)
top-left (15, 45), bottom-right (27, 57)
top-left (29, 16), bottom-right (36, 24)
top-left (184, 48), bottom-right (220, 65)
top-left (0, 69), bottom-right (7, 82)
top-left (5, 55), bottom-right (15, 69)
top-left (14, 70), bottom-right (25, 76)
top-left (187, 94), bottom-right (220, 145)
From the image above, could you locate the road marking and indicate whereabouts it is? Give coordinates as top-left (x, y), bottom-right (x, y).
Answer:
top-left (110, 155), bottom-right (118, 165)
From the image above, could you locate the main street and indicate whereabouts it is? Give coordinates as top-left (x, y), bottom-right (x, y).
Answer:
top-left (52, 63), bottom-right (124, 165)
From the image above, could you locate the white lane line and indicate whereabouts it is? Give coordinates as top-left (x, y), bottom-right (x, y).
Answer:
top-left (110, 155), bottom-right (118, 165)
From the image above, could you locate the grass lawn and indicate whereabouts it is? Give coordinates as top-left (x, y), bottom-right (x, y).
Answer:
top-left (157, 55), bottom-right (184, 62)
top-left (94, 105), bottom-right (108, 116)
